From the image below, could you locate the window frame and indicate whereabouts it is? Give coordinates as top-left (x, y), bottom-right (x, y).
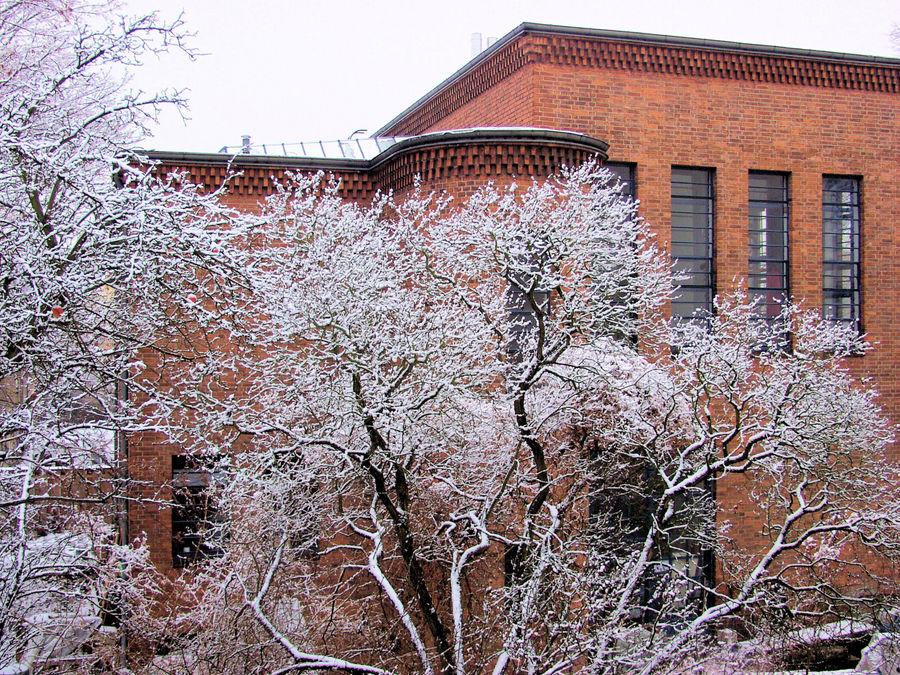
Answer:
top-left (506, 279), bottom-right (551, 362)
top-left (604, 162), bottom-right (636, 202)
top-left (171, 455), bottom-right (225, 568)
top-left (748, 171), bottom-right (790, 326)
top-left (822, 175), bottom-right (861, 332)
top-left (587, 453), bottom-right (714, 623)
top-left (670, 166), bottom-right (715, 325)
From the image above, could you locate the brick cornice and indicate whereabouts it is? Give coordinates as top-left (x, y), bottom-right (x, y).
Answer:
top-left (531, 33), bottom-right (900, 91)
top-left (377, 23), bottom-right (900, 137)
top-left (373, 139), bottom-right (604, 196)
top-left (145, 128), bottom-right (609, 199)
top-left (145, 160), bottom-right (375, 201)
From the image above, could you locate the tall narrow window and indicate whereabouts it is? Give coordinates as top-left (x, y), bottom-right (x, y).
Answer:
top-left (822, 176), bottom-right (860, 331)
top-left (671, 167), bottom-right (714, 324)
top-left (172, 456), bottom-right (224, 567)
top-left (605, 162), bottom-right (636, 202)
top-left (507, 270), bottom-right (550, 362)
top-left (748, 172), bottom-right (789, 323)
top-left (588, 450), bottom-right (713, 622)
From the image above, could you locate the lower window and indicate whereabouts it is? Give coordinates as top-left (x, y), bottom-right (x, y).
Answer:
top-left (172, 455), bottom-right (225, 567)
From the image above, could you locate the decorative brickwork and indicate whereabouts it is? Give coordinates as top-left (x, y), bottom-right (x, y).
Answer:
top-left (150, 159), bottom-right (375, 202)
top-left (148, 129), bottom-right (608, 206)
top-left (373, 140), bottom-right (604, 197)
top-left (532, 34), bottom-right (900, 91)
top-left (379, 24), bottom-right (900, 137)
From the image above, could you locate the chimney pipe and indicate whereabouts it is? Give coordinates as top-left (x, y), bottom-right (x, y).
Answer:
top-left (470, 32), bottom-right (482, 58)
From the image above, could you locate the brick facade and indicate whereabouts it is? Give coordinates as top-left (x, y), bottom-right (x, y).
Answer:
top-left (137, 128), bottom-right (608, 570)
top-left (136, 24), bottom-right (899, 577)
top-left (381, 22), bottom-right (900, 445)
top-left (378, 23), bottom-right (900, 583)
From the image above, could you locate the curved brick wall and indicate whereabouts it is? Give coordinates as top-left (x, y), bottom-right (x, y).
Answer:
top-left (147, 128), bottom-right (609, 206)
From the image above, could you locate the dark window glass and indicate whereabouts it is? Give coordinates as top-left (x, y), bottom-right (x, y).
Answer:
top-left (748, 172), bottom-right (789, 325)
top-left (504, 543), bottom-right (530, 586)
top-left (605, 162), bottom-right (636, 201)
top-left (172, 456), bottom-right (224, 567)
top-left (822, 176), bottom-right (860, 331)
top-left (588, 455), bottom-right (713, 623)
top-left (671, 167), bottom-right (714, 324)
top-left (507, 283), bottom-right (550, 362)
top-left (506, 232), bottom-right (553, 365)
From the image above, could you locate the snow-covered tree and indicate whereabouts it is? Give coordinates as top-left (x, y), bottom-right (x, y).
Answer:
top-left (0, 1), bottom-right (241, 670)
top-left (155, 167), bottom-right (900, 675)
top-left (6, 3), bottom-right (894, 674)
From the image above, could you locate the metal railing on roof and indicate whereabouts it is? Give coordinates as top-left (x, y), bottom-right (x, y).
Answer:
top-left (216, 136), bottom-right (405, 160)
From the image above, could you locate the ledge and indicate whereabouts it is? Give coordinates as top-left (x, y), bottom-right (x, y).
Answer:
top-left (143, 127), bottom-right (609, 172)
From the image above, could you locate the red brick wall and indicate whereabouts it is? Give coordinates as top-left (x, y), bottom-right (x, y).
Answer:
top-left (382, 29), bottom-right (900, 582)
top-left (526, 60), bottom-right (899, 389)
top-left (403, 33), bottom-right (900, 450)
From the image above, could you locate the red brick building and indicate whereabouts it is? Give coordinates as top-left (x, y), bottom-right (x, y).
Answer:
top-left (141, 23), bottom-right (900, 573)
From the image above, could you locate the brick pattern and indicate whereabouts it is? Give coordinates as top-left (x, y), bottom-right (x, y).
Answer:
top-left (520, 67), bottom-right (899, 441)
top-left (151, 163), bottom-right (375, 202)
top-left (533, 35), bottom-right (900, 92)
top-left (375, 142), bottom-right (599, 198)
top-left (381, 28), bottom-right (900, 137)
top-left (151, 140), bottom-right (604, 207)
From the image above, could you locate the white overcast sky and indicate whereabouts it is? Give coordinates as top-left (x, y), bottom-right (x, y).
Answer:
top-left (122, 0), bottom-right (900, 154)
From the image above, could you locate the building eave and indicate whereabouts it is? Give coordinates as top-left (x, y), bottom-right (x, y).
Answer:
top-left (517, 23), bottom-right (900, 67)
top-left (376, 22), bottom-right (900, 137)
top-left (143, 128), bottom-right (609, 172)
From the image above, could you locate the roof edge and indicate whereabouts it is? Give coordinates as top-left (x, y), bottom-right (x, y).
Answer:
top-left (518, 23), bottom-right (900, 67)
top-left (375, 24), bottom-right (529, 137)
top-left (141, 150), bottom-right (369, 171)
top-left (375, 22), bottom-right (900, 136)
top-left (144, 127), bottom-right (609, 173)
top-left (369, 127), bottom-right (609, 167)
